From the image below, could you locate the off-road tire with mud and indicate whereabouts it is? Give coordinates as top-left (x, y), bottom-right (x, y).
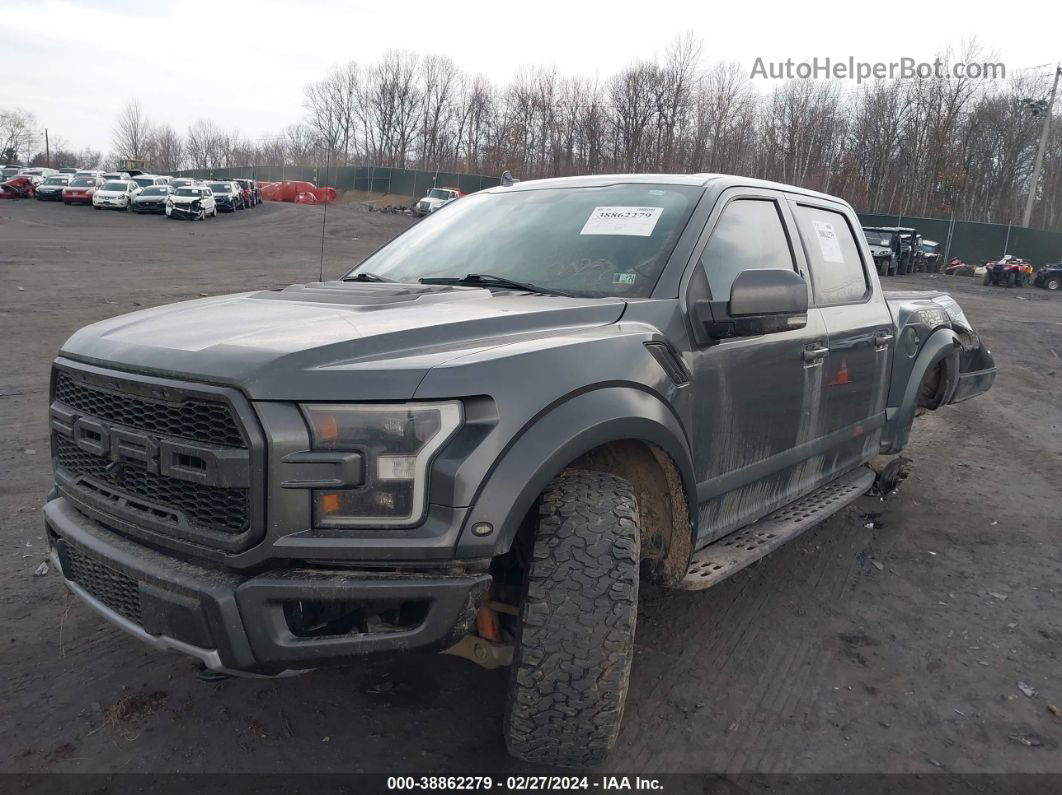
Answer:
top-left (503, 469), bottom-right (640, 768)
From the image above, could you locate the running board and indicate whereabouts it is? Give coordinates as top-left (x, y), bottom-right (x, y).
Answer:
top-left (678, 466), bottom-right (876, 591)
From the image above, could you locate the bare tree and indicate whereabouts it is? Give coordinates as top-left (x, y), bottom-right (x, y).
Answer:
top-left (0, 107), bottom-right (37, 163)
top-left (111, 99), bottom-right (152, 160)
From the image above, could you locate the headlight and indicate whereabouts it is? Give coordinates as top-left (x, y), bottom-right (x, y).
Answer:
top-left (301, 402), bottom-right (462, 527)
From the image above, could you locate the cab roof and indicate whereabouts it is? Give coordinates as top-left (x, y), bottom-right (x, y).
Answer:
top-left (484, 173), bottom-right (849, 205)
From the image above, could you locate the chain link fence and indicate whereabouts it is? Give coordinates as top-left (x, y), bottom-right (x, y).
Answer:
top-left (858, 212), bottom-right (1062, 266)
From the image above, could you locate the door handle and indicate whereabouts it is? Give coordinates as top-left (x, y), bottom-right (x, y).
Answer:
top-left (875, 330), bottom-right (894, 347)
top-left (803, 343), bottom-right (830, 363)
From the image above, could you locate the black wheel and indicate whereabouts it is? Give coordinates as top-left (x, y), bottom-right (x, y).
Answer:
top-left (1006, 271), bottom-right (1016, 288)
top-left (503, 469), bottom-right (640, 768)
top-left (1045, 277), bottom-right (1061, 291)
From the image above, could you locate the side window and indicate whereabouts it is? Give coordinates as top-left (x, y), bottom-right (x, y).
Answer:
top-left (699, 199), bottom-right (795, 300)
top-left (793, 205), bottom-right (868, 305)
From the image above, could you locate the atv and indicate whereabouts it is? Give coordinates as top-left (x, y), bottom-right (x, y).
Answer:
top-left (983, 255), bottom-right (1034, 288)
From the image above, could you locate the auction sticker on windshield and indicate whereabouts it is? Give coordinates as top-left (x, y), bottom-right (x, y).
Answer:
top-left (580, 206), bottom-right (663, 236)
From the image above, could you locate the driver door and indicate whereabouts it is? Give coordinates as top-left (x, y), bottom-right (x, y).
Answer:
top-left (684, 188), bottom-right (829, 544)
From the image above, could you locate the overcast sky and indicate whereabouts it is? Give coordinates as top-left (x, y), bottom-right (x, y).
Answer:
top-left (2, 0), bottom-right (1056, 155)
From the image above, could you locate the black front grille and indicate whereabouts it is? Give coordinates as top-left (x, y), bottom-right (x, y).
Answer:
top-left (61, 543), bottom-right (142, 625)
top-left (51, 366), bottom-right (261, 555)
top-left (54, 372), bottom-right (245, 447)
top-left (56, 436), bottom-right (249, 532)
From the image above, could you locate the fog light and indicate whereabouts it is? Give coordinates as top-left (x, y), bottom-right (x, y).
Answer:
top-left (471, 522), bottom-right (493, 537)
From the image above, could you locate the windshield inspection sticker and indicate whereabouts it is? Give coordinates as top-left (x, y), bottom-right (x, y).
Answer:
top-left (613, 272), bottom-right (637, 285)
top-left (580, 206), bottom-right (663, 237)
top-left (813, 220), bottom-right (844, 263)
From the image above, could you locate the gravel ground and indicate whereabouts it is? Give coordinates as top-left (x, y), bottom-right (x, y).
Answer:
top-left (1, 198), bottom-right (1060, 774)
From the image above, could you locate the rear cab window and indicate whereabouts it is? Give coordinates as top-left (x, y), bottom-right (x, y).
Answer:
top-left (791, 204), bottom-right (869, 305)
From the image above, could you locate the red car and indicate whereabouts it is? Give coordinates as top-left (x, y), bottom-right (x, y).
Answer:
top-left (0, 175), bottom-right (38, 199)
top-left (62, 176), bottom-right (103, 205)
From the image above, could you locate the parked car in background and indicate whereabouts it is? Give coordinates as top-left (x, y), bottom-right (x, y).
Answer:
top-left (35, 175), bottom-right (72, 201)
top-left (1, 165), bottom-right (23, 179)
top-left (57, 167), bottom-right (79, 175)
top-left (414, 186), bottom-right (463, 216)
top-left (100, 171), bottom-right (132, 183)
top-left (169, 177), bottom-right (199, 190)
top-left (861, 227), bottom-right (900, 276)
top-left (208, 181), bottom-right (244, 212)
top-left (922, 240), bottom-right (941, 271)
top-left (74, 170), bottom-right (105, 178)
top-left (62, 176), bottom-right (104, 205)
top-left (131, 174), bottom-right (170, 191)
top-left (0, 175), bottom-right (38, 199)
top-left (166, 185), bottom-right (216, 220)
top-left (130, 184), bottom-right (174, 214)
top-left (20, 167), bottom-right (58, 179)
top-left (234, 178), bottom-right (260, 207)
top-left (92, 180), bottom-right (138, 210)
top-left (1034, 262), bottom-right (1062, 291)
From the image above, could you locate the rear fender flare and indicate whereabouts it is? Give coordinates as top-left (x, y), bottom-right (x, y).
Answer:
top-left (453, 386), bottom-right (696, 559)
top-left (883, 328), bottom-right (960, 453)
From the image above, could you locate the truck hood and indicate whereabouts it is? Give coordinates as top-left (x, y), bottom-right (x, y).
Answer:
top-left (60, 281), bottom-right (627, 400)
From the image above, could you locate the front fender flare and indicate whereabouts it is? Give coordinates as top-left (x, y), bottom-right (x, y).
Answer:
top-left (453, 386), bottom-right (696, 559)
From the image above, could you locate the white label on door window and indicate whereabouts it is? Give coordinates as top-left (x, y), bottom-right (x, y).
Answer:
top-left (580, 206), bottom-right (663, 237)
top-left (813, 220), bottom-right (844, 263)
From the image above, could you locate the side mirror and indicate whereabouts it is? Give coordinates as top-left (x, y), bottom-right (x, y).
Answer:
top-left (696, 269), bottom-right (809, 340)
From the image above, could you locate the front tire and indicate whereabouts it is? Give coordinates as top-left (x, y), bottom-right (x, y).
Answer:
top-left (1006, 271), bottom-right (1016, 288)
top-left (983, 272), bottom-right (992, 286)
top-left (503, 469), bottom-right (640, 768)
top-left (1045, 276), bottom-right (1061, 291)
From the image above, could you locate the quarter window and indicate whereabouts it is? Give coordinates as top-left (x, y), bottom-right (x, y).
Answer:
top-left (794, 206), bottom-right (868, 304)
top-left (699, 199), bottom-right (795, 300)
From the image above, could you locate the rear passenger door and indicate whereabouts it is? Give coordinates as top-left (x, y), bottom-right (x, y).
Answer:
top-left (787, 198), bottom-right (894, 477)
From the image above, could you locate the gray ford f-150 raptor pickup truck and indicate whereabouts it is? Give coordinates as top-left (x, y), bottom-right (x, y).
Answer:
top-left (44, 174), bottom-right (996, 767)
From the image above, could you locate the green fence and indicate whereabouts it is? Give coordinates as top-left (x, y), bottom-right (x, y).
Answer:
top-left (858, 212), bottom-right (1062, 266)
top-left (172, 165), bottom-right (501, 198)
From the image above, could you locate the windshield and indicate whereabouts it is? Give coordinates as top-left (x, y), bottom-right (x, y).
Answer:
top-left (208, 183), bottom-right (231, 192)
top-left (133, 177), bottom-right (155, 188)
top-left (70, 178), bottom-right (95, 187)
top-left (2, 167), bottom-right (19, 177)
top-left (101, 181), bottom-right (128, 191)
top-left (43, 177), bottom-right (69, 185)
top-left (140, 186), bottom-right (167, 196)
top-left (863, 231), bottom-right (892, 245)
top-left (427, 189), bottom-right (453, 200)
top-left (174, 187), bottom-right (201, 197)
top-left (349, 185), bottom-right (700, 298)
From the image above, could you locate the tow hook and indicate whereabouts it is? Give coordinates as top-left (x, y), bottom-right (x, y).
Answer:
top-left (441, 597), bottom-right (517, 670)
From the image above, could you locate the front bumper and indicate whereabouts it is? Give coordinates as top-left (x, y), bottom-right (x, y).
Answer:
top-left (45, 497), bottom-right (491, 676)
top-left (94, 197), bottom-right (127, 208)
top-left (132, 201), bottom-right (166, 213)
top-left (37, 190), bottom-right (65, 200)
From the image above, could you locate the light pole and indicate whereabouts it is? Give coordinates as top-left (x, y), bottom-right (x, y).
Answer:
top-left (1021, 64), bottom-right (1061, 228)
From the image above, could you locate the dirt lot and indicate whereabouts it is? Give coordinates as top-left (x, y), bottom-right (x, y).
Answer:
top-left (1, 198), bottom-right (1060, 775)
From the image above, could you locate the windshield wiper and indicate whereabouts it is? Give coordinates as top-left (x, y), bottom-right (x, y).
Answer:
top-left (419, 273), bottom-right (571, 297)
top-left (343, 272), bottom-right (390, 283)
